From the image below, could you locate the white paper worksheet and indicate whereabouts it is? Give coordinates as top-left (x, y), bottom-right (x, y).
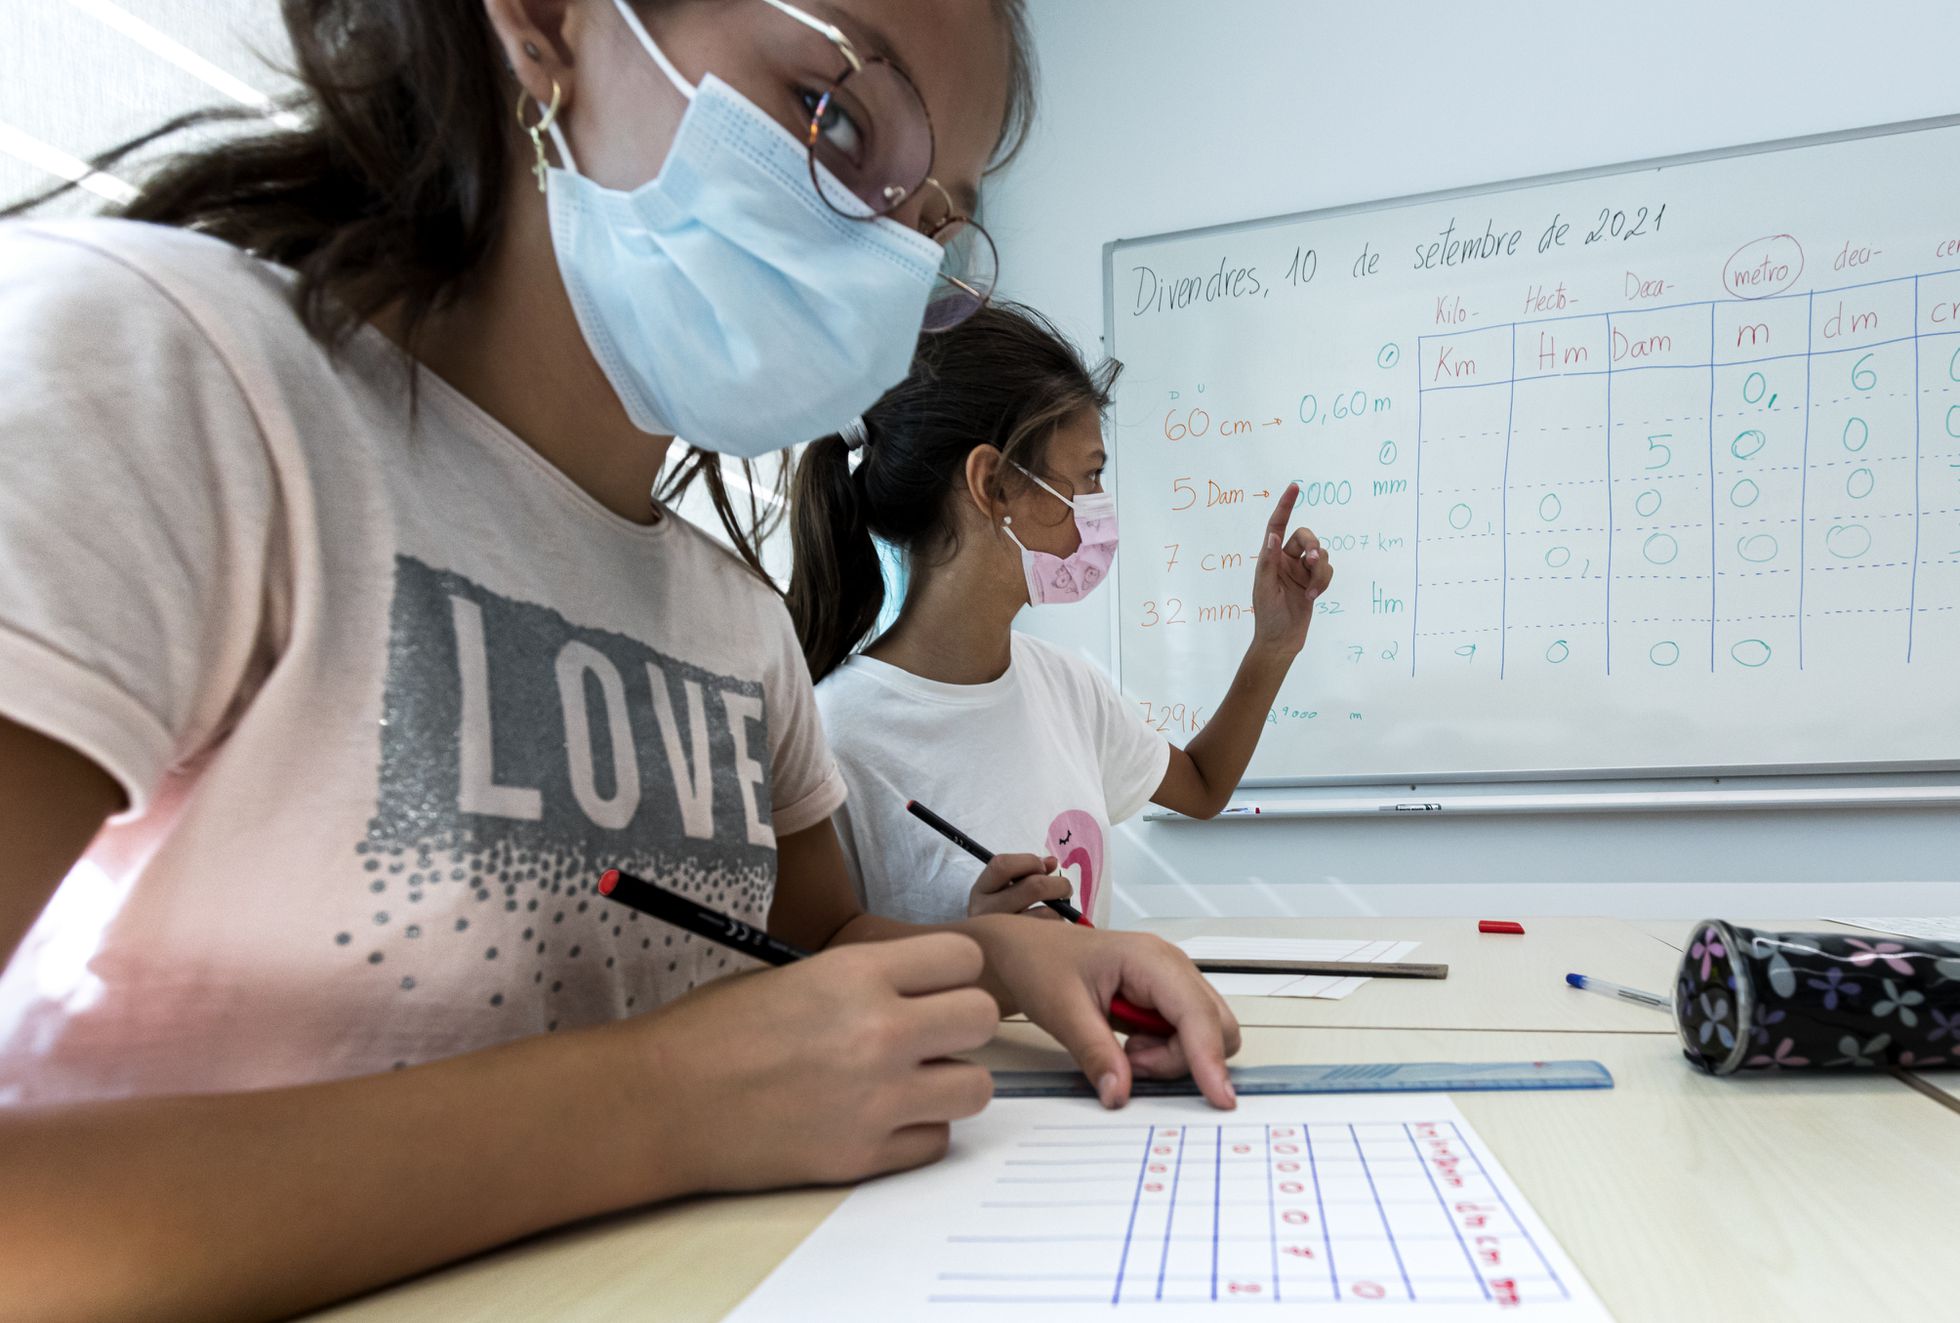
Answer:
top-left (725, 1094), bottom-right (1610, 1321)
top-left (1177, 937), bottom-right (1423, 1000)
top-left (1827, 917), bottom-right (1960, 943)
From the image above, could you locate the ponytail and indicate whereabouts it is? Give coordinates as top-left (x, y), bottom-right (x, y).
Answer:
top-left (787, 301), bottom-right (1121, 681)
top-left (789, 433), bottom-right (886, 682)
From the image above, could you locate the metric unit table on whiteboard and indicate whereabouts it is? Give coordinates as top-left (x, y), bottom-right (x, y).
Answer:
top-left (1103, 116), bottom-right (1960, 784)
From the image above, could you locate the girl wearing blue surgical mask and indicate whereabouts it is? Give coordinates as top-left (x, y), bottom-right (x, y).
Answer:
top-left (0, 2), bottom-right (1240, 1316)
top-left (789, 304), bottom-right (1334, 927)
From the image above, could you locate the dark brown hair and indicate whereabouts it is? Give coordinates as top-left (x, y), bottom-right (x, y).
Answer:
top-left (788, 301), bottom-right (1119, 682)
top-left (3, 0), bottom-right (1038, 581)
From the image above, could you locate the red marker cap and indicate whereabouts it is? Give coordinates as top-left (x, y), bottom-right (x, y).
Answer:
top-left (1478, 920), bottom-right (1526, 935)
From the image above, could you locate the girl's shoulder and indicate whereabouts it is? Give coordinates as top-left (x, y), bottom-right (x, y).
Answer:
top-left (813, 651), bottom-right (900, 719)
top-left (1, 217), bottom-right (300, 336)
top-left (1007, 634), bottom-right (1138, 745)
top-left (0, 218), bottom-right (318, 477)
top-left (660, 512), bottom-right (797, 627)
top-left (0, 218), bottom-right (374, 423)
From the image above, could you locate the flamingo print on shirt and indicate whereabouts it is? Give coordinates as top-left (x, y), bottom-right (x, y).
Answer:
top-left (1045, 810), bottom-right (1105, 922)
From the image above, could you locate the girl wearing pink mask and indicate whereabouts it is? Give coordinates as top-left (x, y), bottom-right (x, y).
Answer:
top-left (791, 303), bottom-right (1333, 927)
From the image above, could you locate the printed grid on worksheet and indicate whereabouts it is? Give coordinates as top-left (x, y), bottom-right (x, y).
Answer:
top-left (931, 1121), bottom-right (1568, 1308)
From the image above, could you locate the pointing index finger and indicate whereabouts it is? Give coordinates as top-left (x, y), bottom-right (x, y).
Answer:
top-left (1265, 482), bottom-right (1301, 544)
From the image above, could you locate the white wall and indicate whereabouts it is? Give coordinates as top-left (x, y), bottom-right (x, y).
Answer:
top-left (985, 0), bottom-right (1960, 919)
top-left (2, 0), bottom-right (294, 211)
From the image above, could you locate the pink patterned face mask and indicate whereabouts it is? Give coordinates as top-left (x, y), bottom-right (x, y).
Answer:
top-left (1001, 465), bottom-right (1119, 606)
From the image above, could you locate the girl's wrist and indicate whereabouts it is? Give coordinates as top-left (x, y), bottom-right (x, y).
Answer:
top-left (513, 1013), bottom-right (704, 1213)
top-left (952, 913), bottom-right (1043, 1016)
top-left (1242, 638), bottom-right (1300, 676)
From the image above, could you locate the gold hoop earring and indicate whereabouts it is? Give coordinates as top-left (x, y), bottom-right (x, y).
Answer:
top-left (516, 79), bottom-right (563, 193)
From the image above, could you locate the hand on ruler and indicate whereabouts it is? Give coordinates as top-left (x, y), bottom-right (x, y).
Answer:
top-left (971, 917), bottom-right (1243, 1111)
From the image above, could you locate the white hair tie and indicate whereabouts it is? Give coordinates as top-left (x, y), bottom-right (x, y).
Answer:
top-left (840, 415), bottom-right (871, 451)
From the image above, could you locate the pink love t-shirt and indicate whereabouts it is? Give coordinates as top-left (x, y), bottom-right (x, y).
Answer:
top-left (0, 220), bottom-right (843, 1104)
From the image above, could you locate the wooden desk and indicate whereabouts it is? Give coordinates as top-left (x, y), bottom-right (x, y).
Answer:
top-left (314, 1020), bottom-right (1960, 1322)
top-left (1134, 916), bottom-right (1679, 1034)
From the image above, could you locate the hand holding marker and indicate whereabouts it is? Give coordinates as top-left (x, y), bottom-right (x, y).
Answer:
top-left (596, 858), bottom-right (1177, 1040)
top-left (904, 799), bottom-right (1179, 1038)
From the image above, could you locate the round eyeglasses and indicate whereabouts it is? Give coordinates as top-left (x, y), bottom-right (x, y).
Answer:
top-left (760, 0), bottom-right (998, 332)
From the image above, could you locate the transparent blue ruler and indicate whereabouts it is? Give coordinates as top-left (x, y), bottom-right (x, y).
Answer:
top-left (992, 1059), bottom-right (1612, 1098)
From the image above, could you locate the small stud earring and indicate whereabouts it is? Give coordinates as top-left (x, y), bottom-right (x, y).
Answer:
top-left (523, 41), bottom-right (541, 60)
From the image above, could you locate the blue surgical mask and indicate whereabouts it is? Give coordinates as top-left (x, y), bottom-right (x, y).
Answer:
top-left (542, 0), bottom-right (944, 457)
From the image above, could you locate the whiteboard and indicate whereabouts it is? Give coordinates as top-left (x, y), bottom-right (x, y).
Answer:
top-left (1103, 116), bottom-right (1960, 784)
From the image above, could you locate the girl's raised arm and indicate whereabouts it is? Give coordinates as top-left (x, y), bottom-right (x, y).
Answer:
top-left (1151, 483), bottom-right (1332, 818)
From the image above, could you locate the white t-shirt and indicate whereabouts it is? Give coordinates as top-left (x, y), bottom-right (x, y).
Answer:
top-left (0, 220), bottom-right (844, 1104)
top-left (818, 633), bottom-right (1171, 925)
